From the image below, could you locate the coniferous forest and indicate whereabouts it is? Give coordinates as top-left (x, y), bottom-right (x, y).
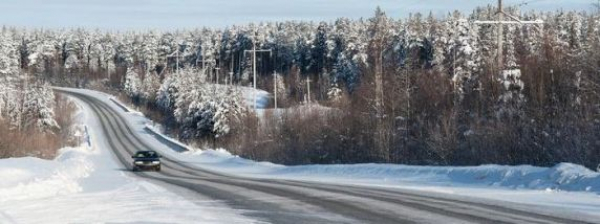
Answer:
top-left (1, 6), bottom-right (600, 168)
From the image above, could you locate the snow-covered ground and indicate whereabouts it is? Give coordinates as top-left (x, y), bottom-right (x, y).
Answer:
top-left (0, 90), bottom-right (255, 224)
top-left (236, 85), bottom-right (270, 109)
top-left (109, 87), bottom-right (600, 218)
top-left (172, 149), bottom-right (600, 215)
top-left (2, 87), bottom-right (600, 223)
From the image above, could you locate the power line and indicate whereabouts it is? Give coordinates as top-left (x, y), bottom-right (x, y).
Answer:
top-left (244, 30), bottom-right (272, 109)
top-left (514, 0), bottom-right (547, 7)
top-left (474, 0), bottom-right (543, 75)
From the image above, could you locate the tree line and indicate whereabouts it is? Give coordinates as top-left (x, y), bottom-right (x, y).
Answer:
top-left (1, 5), bottom-right (599, 168)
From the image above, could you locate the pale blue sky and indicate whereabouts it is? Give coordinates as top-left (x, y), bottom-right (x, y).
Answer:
top-left (0, 0), bottom-right (593, 30)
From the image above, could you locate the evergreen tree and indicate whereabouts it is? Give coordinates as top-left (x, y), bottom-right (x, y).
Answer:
top-left (124, 68), bottom-right (142, 99)
top-left (446, 16), bottom-right (481, 98)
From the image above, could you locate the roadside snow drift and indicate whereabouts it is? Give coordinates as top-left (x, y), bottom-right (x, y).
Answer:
top-left (175, 149), bottom-right (600, 194)
top-left (0, 146), bottom-right (93, 202)
top-left (0, 89), bottom-right (255, 224)
top-left (237, 85), bottom-right (270, 109)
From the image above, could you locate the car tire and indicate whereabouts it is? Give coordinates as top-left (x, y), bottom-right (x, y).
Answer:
top-left (132, 166), bottom-right (139, 172)
top-left (155, 166), bottom-right (161, 172)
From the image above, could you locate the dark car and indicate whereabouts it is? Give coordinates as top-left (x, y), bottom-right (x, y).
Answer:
top-left (131, 150), bottom-right (162, 172)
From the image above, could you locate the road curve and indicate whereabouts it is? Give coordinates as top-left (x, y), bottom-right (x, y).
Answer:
top-left (57, 89), bottom-right (596, 224)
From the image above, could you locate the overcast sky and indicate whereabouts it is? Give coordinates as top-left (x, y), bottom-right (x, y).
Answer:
top-left (0, 0), bottom-right (593, 30)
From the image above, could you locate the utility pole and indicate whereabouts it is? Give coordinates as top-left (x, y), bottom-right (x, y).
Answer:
top-left (306, 77), bottom-right (311, 104)
top-left (167, 43), bottom-right (187, 76)
top-left (452, 47), bottom-right (456, 90)
top-left (498, 0), bottom-right (504, 69)
top-left (253, 39), bottom-right (256, 97)
top-left (20, 72), bottom-right (28, 131)
top-left (204, 49), bottom-right (206, 70)
top-left (405, 64), bottom-right (410, 144)
top-left (474, 0), bottom-right (543, 74)
top-left (201, 45), bottom-right (207, 70)
top-left (229, 52), bottom-right (235, 85)
top-left (244, 31), bottom-right (272, 109)
top-left (273, 71), bottom-right (278, 108)
top-left (167, 51), bottom-right (180, 75)
top-left (177, 43), bottom-right (186, 76)
top-left (215, 67), bottom-right (220, 84)
top-left (194, 45), bottom-right (208, 74)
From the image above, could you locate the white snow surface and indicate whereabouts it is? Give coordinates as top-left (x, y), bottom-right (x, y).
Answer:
top-left (237, 85), bottom-right (270, 109)
top-left (2, 87), bottom-right (600, 222)
top-left (0, 89), bottom-right (255, 224)
top-left (180, 149), bottom-right (600, 194)
top-left (167, 149), bottom-right (600, 214)
top-left (87, 87), bottom-right (600, 217)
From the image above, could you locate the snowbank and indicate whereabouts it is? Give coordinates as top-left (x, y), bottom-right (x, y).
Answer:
top-left (109, 97), bottom-right (144, 116)
top-left (237, 85), bottom-right (270, 109)
top-left (109, 97), bottom-right (131, 112)
top-left (0, 144), bottom-right (253, 223)
top-left (0, 97), bottom-right (94, 202)
top-left (176, 149), bottom-right (600, 194)
top-left (0, 88), bottom-right (256, 223)
top-left (0, 146), bottom-right (94, 202)
top-left (144, 124), bottom-right (193, 152)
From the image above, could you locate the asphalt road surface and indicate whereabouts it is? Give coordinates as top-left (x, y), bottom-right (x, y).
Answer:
top-left (58, 89), bottom-right (596, 224)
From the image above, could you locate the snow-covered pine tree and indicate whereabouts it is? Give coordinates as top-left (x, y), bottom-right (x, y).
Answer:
top-left (429, 13), bottom-right (448, 74)
top-left (136, 31), bottom-right (160, 74)
top-left (22, 83), bottom-right (59, 132)
top-left (274, 72), bottom-right (286, 103)
top-left (521, 12), bottom-right (543, 58)
top-left (312, 22), bottom-right (329, 73)
top-left (0, 32), bottom-right (19, 77)
top-left (73, 29), bottom-right (92, 69)
top-left (21, 32), bottom-right (51, 76)
top-left (367, 7), bottom-right (393, 162)
top-left (238, 31), bottom-right (254, 85)
top-left (98, 34), bottom-right (116, 79)
top-left (497, 24), bottom-right (525, 120)
top-left (0, 32), bottom-right (21, 123)
top-left (347, 20), bottom-right (368, 67)
top-left (115, 33), bottom-right (135, 68)
top-left (333, 53), bottom-right (359, 92)
top-left (446, 14), bottom-right (481, 99)
top-left (158, 32), bottom-right (176, 72)
top-left (212, 86), bottom-right (246, 138)
top-left (567, 12), bottom-right (585, 108)
top-left (64, 52), bottom-right (79, 70)
top-left (142, 72), bottom-right (160, 102)
top-left (124, 67), bottom-right (142, 99)
top-left (327, 84), bottom-right (343, 104)
top-left (173, 67), bottom-right (208, 125)
top-left (156, 73), bottom-right (179, 112)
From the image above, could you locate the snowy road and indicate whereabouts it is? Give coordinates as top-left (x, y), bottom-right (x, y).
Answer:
top-left (57, 88), bottom-right (598, 224)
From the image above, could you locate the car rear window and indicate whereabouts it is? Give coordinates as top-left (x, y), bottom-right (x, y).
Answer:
top-left (134, 151), bottom-right (159, 158)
